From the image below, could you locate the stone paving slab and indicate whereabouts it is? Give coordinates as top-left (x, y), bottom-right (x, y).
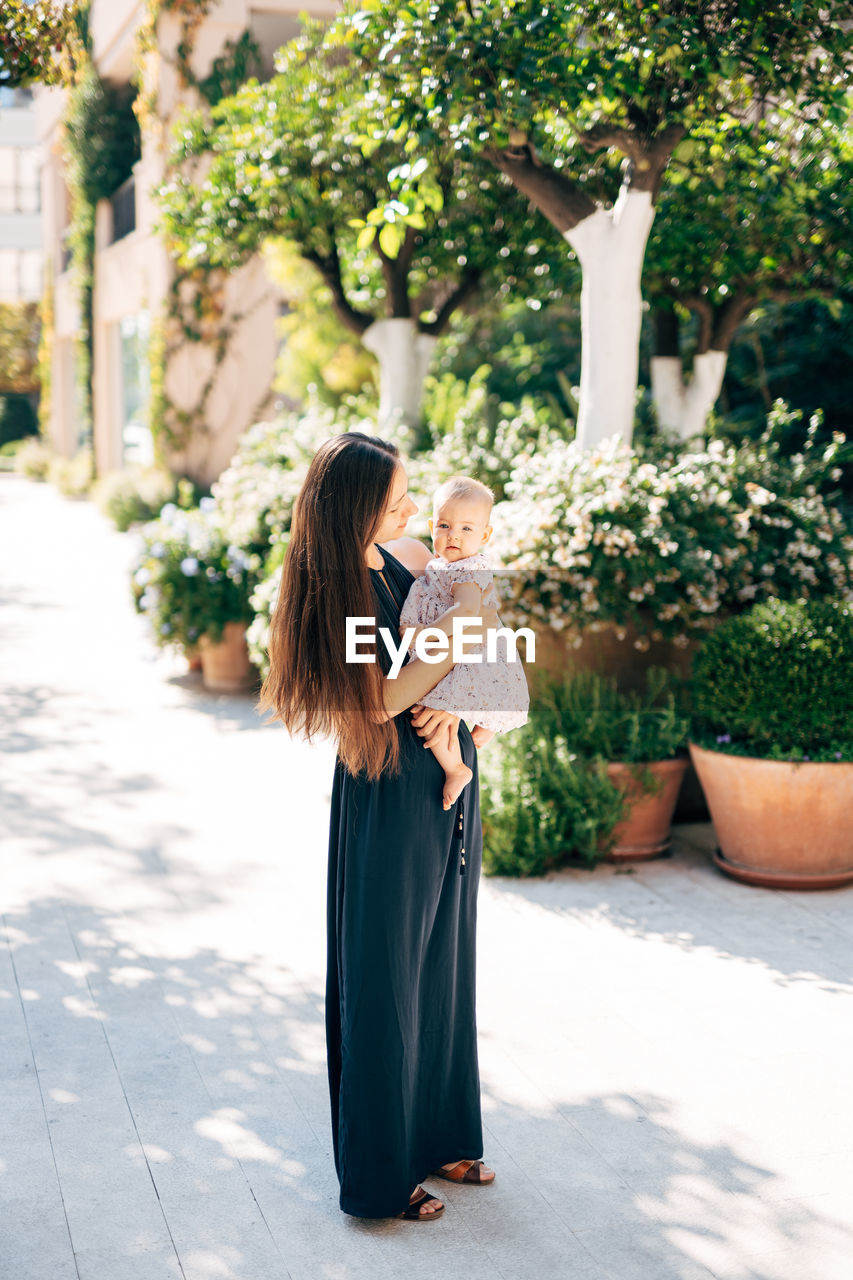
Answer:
top-left (1, 474), bottom-right (852, 1280)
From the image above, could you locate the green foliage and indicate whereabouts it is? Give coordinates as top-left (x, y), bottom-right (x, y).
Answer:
top-left (264, 242), bottom-right (377, 407)
top-left (63, 66), bottom-right (140, 209)
top-left (645, 110), bottom-right (853, 348)
top-left (13, 436), bottom-right (52, 479)
top-left (47, 448), bottom-right (94, 496)
top-left (0, 302), bottom-right (40, 394)
top-left (719, 298), bottom-right (853, 447)
top-left (435, 294), bottom-right (582, 417)
top-left (480, 662), bottom-right (691, 877)
top-left (405, 366), bottom-right (569, 535)
top-left (479, 702), bottom-right (627, 877)
top-left (351, 0), bottom-right (852, 153)
top-left (533, 665), bottom-right (690, 764)
top-left (490, 402), bottom-right (853, 644)
top-left (195, 29), bottom-right (262, 106)
top-left (62, 63), bottom-right (141, 454)
top-left (91, 467), bottom-right (178, 532)
top-left (0, 0), bottom-right (85, 87)
top-left (156, 19), bottom-right (566, 336)
top-left (689, 598), bottom-right (853, 762)
top-left (208, 399), bottom-right (370, 551)
top-left (131, 502), bottom-right (263, 650)
top-left (0, 394), bottom-right (37, 447)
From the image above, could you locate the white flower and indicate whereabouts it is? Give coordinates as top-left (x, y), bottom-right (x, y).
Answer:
top-left (134, 567), bottom-right (151, 586)
top-left (180, 557), bottom-right (200, 577)
top-left (199, 496), bottom-right (217, 512)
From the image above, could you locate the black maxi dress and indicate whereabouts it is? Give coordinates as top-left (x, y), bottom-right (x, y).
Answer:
top-left (325, 545), bottom-right (484, 1218)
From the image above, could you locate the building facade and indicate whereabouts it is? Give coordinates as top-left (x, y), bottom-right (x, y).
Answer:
top-left (0, 86), bottom-right (43, 304)
top-left (36, 0), bottom-right (336, 483)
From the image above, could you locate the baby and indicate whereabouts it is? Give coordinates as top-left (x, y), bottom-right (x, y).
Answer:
top-left (399, 475), bottom-right (530, 809)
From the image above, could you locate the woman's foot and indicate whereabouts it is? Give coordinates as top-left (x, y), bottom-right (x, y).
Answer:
top-left (442, 763), bottom-right (473, 810)
top-left (433, 1159), bottom-right (495, 1184)
top-left (471, 725), bottom-right (495, 749)
top-left (397, 1185), bottom-right (445, 1220)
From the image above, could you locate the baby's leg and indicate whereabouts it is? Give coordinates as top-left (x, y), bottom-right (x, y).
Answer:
top-left (430, 731), bottom-right (473, 811)
top-left (471, 725), bottom-right (495, 749)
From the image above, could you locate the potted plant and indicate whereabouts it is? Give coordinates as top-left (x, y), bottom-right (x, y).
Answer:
top-left (537, 665), bottom-right (691, 861)
top-left (131, 500), bottom-right (262, 691)
top-left (688, 597), bottom-right (853, 888)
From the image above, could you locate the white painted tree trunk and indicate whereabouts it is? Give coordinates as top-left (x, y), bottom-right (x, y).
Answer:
top-left (564, 189), bottom-right (655, 451)
top-left (650, 350), bottom-right (728, 445)
top-left (362, 318), bottom-right (438, 433)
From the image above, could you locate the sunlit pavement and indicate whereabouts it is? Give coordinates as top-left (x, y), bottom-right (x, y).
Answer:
top-left (1, 471), bottom-right (852, 1280)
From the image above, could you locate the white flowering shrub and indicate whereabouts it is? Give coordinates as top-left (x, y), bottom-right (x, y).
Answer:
top-left (488, 403), bottom-right (853, 648)
top-left (92, 465), bottom-right (177, 532)
top-left (210, 398), bottom-right (387, 551)
top-left (131, 500), bottom-right (263, 650)
top-left (246, 542), bottom-right (287, 681)
top-left (405, 368), bottom-right (567, 538)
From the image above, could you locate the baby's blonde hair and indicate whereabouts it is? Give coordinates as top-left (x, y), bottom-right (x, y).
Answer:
top-left (433, 474), bottom-right (495, 516)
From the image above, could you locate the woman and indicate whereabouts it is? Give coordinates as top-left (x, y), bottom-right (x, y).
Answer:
top-left (259, 432), bottom-right (497, 1221)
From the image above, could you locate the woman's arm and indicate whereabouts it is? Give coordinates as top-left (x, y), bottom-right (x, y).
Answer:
top-left (398, 582), bottom-right (483, 644)
top-left (378, 587), bottom-right (488, 721)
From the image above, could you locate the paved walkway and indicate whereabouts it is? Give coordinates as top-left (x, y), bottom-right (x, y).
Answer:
top-left (1, 473), bottom-right (852, 1280)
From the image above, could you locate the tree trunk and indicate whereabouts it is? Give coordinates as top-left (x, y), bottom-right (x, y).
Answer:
top-left (362, 318), bottom-right (438, 432)
top-left (650, 350), bottom-right (727, 444)
top-left (563, 190), bottom-right (655, 450)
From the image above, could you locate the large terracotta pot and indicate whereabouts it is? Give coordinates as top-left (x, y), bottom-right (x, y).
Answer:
top-left (527, 618), bottom-right (709, 823)
top-left (603, 757), bottom-right (689, 861)
top-left (184, 645), bottom-right (202, 672)
top-left (688, 742), bottom-right (853, 889)
top-left (198, 622), bottom-right (256, 692)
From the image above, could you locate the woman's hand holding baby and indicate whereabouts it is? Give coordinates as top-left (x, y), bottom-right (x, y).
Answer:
top-left (410, 705), bottom-right (460, 751)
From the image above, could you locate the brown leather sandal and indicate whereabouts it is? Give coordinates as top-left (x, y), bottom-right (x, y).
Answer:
top-left (396, 1185), bottom-right (445, 1220)
top-left (431, 1159), bottom-right (495, 1184)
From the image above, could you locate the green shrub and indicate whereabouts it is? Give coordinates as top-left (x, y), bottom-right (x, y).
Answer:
top-left (47, 449), bottom-right (94, 497)
top-left (406, 366), bottom-right (568, 539)
top-left (479, 709), bottom-right (627, 877)
top-left (92, 466), bottom-right (177, 531)
top-left (0, 438), bottom-right (27, 471)
top-left (210, 398), bottom-right (370, 552)
top-left (0, 393), bottom-right (38, 447)
top-left (533, 665), bottom-right (690, 763)
top-left (689, 597), bottom-right (853, 762)
top-left (13, 437), bottom-right (53, 480)
top-left (131, 501), bottom-right (263, 650)
top-left (490, 401), bottom-right (853, 649)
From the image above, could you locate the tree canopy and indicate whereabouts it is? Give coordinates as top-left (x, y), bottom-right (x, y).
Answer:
top-left (158, 23), bottom-right (570, 343)
top-left (347, 0), bottom-right (852, 226)
top-left (645, 108), bottom-right (853, 358)
top-left (0, 0), bottom-right (83, 88)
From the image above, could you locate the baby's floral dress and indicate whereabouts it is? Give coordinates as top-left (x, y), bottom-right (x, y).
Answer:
top-left (399, 551), bottom-right (529, 733)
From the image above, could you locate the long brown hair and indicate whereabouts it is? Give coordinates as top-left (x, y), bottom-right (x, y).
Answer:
top-left (257, 432), bottom-right (402, 778)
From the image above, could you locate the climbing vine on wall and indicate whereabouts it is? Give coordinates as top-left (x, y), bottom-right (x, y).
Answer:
top-left (61, 45), bottom-right (141, 466)
top-left (37, 262), bottom-right (54, 436)
top-left (132, 0), bottom-right (265, 464)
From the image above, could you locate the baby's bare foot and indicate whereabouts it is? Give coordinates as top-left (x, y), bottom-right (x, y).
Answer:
top-left (442, 763), bottom-right (473, 810)
top-left (471, 725), bottom-right (495, 749)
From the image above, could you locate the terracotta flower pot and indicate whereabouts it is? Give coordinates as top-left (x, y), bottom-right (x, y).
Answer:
top-left (198, 622), bottom-right (255, 692)
top-left (603, 757), bottom-right (689, 861)
top-left (688, 741), bottom-right (853, 889)
top-left (185, 645), bottom-right (202, 672)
